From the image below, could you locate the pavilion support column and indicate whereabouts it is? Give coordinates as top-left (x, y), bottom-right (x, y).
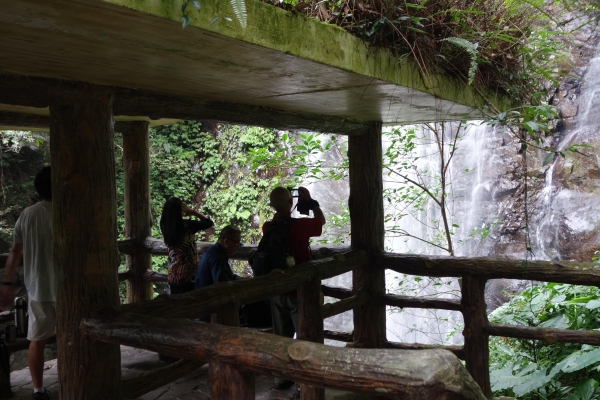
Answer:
top-left (50, 87), bottom-right (122, 400)
top-left (210, 303), bottom-right (254, 399)
top-left (122, 121), bottom-right (153, 303)
top-left (348, 121), bottom-right (386, 348)
top-left (297, 279), bottom-right (325, 400)
top-left (461, 276), bottom-right (491, 397)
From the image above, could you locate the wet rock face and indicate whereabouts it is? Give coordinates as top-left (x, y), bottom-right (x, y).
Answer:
top-left (483, 12), bottom-right (600, 263)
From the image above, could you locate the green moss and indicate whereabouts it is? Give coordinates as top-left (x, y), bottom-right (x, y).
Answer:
top-left (105, 0), bottom-right (510, 111)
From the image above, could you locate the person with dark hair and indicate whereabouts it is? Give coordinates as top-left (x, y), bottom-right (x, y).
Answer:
top-left (0, 166), bottom-right (54, 400)
top-left (160, 197), bottom-right (214, 294)
top-left (195, 225), bottom-right (243, 290)
top-left (264, 186), bottom-right (325, 393)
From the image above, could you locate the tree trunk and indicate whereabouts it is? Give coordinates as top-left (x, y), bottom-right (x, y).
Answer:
top-left (122, 121), bottom-right (153, 303)
top-left (50, 87), bottom-right (122, 400)
top-left (348, 121), bottom-right (385, 348)
top-left (461, 276), bottom-right (491, 397)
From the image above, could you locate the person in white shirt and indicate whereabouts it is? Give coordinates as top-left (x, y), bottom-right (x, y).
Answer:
top-left (1, 167), bottom-right (54, 400)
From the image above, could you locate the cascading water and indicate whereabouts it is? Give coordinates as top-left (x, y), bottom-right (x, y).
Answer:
top-left (532, 48), bottom-right (600, 261)
top-left (304, 122), bottom-right (505, 346)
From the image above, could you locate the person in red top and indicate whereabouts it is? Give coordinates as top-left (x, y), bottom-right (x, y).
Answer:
top-left (263, 186), bottom-right (325, 391)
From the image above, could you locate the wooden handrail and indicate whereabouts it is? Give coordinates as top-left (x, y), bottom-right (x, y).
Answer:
top-left (323, 330), bottom-right (353, 342)
top-left (382, 293), bottom-right (462, 312)
top-left (122, 359), bottom-right (206, 399)
top-left (83, 312), bottom-right (487, 400)
top-left (321, 285), bottom-right (352, 299)
top-left (380, 252), bottom-right (600, 286)
top-left (322, 290), bottom-right (370, 319)
top-left (120, 251), bottom-right (366, 319)
top-left (384, 341), bottom-right (465, 360)
top-left (486, 323), bottom-right (600, 346)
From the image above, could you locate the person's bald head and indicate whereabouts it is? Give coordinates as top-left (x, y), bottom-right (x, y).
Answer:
top-left (269, 187), bottom-right (293, 213)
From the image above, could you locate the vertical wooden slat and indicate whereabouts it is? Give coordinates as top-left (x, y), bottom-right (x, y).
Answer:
top-left (348, 121), bottom-right (386, 348)
top-left (297, 279), bottom-right (325, 400)
top-left (50, 87), bottom-right (121, 400)
top-left (210, 303), bottom-right (254, 399)
top-left (122, 121), bottom-right (153, 303)
top-left (462, 275), bottom-right (491, 397)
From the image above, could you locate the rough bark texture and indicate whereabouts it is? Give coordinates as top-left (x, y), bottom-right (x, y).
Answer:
top-left (50, 87), bottom-right (121, 400)
top-left (322, 290), bottom-right (370, 319)
top-left (486, 323), bottom-right (600, 345)
top-left (380, 253), bottom-right (600, 286)
top-left (210, 303), bottom-right (255, 399)
top-left (297, 279), bottom-right (325, 400)
top-left (323, 330), bottom-right (353, 343)
top-left (122, 121), bottom-right (153, 303)
top-left (83, 312), bottom-right (487, 400)
top-left (320, 285), bottom-right (352, 299)
top-left (348, 121), bottom-right (385, 348)
top-left (384, 341), bottom-right (465, 360)
top-left (122, 359), bottom-right (206, 399)
top-left (121, 251), bottom-right (366, 319)
top-left (461, 276), bottom-right (490, 397)
top-left (382, 294), bottom-right (463, 312)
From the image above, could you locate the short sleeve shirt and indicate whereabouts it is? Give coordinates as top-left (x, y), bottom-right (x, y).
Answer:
top-left (262, 217), bottom-right (322, 296)
top-left (13, 201), bottom-right (55, 302)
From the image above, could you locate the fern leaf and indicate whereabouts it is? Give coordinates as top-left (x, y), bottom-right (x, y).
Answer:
top-left (230, 0), bottom-right (247, 28)
top-left (441, 37), bottom-right (479, 85)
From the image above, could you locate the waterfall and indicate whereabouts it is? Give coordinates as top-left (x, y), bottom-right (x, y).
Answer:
top-left (531, 48), bottom-right (600, 261)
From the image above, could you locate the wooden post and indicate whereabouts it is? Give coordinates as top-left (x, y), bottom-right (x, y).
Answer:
top-left (210, 302), bottom-right (254, 399)
top-left (50, 87), bottom-right (122, 400)
top-left (461, 276), bottom-right (491, 397)
top-left (348, 121), bottom-right (386, 348)
top-left (297, 279), bottom-right (325, 400)
top-left (122, 121), bottom-right (153, 303)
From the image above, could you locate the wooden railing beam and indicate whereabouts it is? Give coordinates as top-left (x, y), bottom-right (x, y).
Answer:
top-left (321, 285), bottom-right (352, 299)
top-left (122, 359), bottom-right (206, 399)
top-left (487, 323), bottom-right (600, 345)
top-left (323, 330), bottom-right (353, 343)
top-left (83, 312), bottom-right (487, 400)
top-left (384, 341), bottom-right (465, 360)
top-left (121, 251), bottom-right (366, 319)
top-left (382, 294), bottom-right (463, 312)
top-left (322, 290), bottom-right (370, 319)
top-left (381, 253), bottom-right (600, 286)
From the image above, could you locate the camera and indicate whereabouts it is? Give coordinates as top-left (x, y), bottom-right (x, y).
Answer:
top-left (288, 188), bottom-right (300, 198)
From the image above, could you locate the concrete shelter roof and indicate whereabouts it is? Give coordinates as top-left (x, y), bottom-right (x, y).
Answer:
top-left (0, 0), bottom-right (510, 131)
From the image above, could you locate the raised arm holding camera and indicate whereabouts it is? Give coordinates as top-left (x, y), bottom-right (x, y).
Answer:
top-left (259, 186), bottom-right (325, 392)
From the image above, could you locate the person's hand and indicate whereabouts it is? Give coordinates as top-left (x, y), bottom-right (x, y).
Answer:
top-left (181, 203), bottom-right (195, 217)
top-left (298, 187), bottom-right (312, 201)
top-left (0, 286), bottom-right (15, 311)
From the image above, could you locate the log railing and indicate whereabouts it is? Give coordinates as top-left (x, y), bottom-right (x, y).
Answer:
top-left (87, 248), bottom-right (489, 399)
top-left (10, 240), bottom-right (600, 399)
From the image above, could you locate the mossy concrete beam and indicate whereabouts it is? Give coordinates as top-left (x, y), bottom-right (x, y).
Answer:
top-left (0, 0), bottom-right (510, 129)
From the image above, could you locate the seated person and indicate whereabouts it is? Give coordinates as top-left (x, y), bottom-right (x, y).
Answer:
top-left (195, 225), bottom-right (242, 290)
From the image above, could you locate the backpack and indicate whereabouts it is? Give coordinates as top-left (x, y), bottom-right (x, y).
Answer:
top-left (250, 218), bottom-right (296, 277)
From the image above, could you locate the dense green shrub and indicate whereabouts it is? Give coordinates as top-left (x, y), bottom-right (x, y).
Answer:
top-left (490, 282), bottom-right (600, 399)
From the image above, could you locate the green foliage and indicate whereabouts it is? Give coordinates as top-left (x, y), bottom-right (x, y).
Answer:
top-left (0, 131), bottom-right (50, 252)
top-left (489, 283), bottom-right (600, 399)
top-left (181, 0), bottom-right (247, 28)
top-left (249, 132), bottom-right (347, 185)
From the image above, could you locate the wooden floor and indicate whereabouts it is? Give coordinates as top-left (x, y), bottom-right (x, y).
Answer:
top-left (8, 346), bottom-right (379, 400)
